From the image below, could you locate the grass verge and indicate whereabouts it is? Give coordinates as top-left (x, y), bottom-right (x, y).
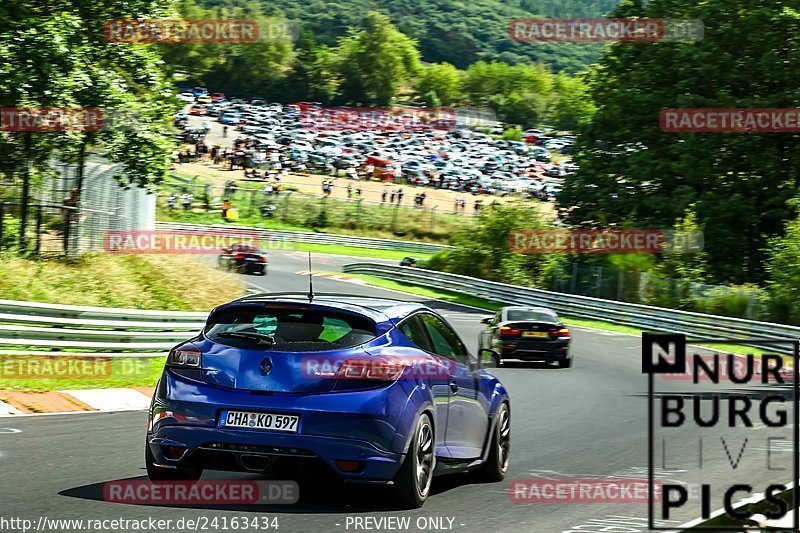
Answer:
top-left (0, 253), bottom-right (245, 311)
top-left (0, 356), bottom-right (166, 393)
top-left (292, 243), bottom-right (432, 262)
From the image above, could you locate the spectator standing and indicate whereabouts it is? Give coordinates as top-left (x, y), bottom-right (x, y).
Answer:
top-left (381, 188), bottom-right (388, 203)
top-left (222, 199), bottom-right (230, 220)
top-left (397, 188), bottom-right (404, 205)
top-left (182, 192), bottom-right (193, 211)
top-left (167, 194), bottom-right (177, 210)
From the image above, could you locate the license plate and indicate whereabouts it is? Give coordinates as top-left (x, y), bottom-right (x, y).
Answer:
top-left (522, 331), bottom-right (549, 338)
top-left (219, 410), bottom-right (299, 432)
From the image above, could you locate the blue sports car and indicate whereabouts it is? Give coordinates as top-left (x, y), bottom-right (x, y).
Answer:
top-left (146, 292), bottom-right (510, 507)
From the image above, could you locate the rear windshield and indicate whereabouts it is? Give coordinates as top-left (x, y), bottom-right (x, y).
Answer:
top-left (231, 244), bottom-right (259, 254)
top-left (506, 309), bottom-right (559, 323)
top-left (205, 306), bottom-right (377, 352)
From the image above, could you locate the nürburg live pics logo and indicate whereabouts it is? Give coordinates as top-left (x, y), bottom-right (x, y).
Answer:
top-left (643, 333), bottom-right (799, 530)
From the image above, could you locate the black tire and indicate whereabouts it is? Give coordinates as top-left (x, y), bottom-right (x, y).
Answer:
top-left (145, 442), bottom-right (202, 482)
top-left (475, 402), bottom-right (510, 482)
top-left (394, 414), bottom-right (435, 508)
top-left (557, 357), bottom-right (573, 369)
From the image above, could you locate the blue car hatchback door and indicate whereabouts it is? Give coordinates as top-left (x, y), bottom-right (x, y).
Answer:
top-left (146, 293), bottom-right (510, 508)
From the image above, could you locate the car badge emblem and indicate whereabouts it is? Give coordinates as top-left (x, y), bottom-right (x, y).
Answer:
top-left (259, 357), bottom-right (273, 376)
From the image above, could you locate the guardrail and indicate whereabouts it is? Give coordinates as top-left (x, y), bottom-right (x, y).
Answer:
top-left (342, 263), bottom-right (800, 351)
top-left (156, 222), bottom-right (450, 255)
top-left (0, 299), bottom-right (204, 356)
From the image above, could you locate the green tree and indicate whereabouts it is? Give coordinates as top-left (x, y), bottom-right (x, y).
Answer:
top-left (428, 203), bottom-right (550, 285)
top-left (416, 62), bottom-right (463, 106)
top-left (561, 0), bottom-right (800, 284)
top-left (766, 202), bottom-right (800, 324)
top-left (334, 12), bottom-right (422, 105)
top-left (550, 72), bottom-right (595, 131)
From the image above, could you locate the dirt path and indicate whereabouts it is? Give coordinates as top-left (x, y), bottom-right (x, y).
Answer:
top-left (173, 160), bottom-right (554, 216)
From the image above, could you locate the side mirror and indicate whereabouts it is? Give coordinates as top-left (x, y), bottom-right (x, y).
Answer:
top-left (477, 348), bottom-right (500, 369)
top-left (480, 317), bottom-right (493, 324)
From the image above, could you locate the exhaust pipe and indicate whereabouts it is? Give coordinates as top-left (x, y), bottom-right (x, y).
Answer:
top-left (239, 454), bottom-right (272, 472)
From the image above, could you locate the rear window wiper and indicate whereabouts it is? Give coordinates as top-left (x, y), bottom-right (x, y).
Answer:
top-left (216, 331), bottom-right (277, 346)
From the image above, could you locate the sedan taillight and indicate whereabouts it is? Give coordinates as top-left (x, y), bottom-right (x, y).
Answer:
top-left (551, 328), bottom-right (571, 339)
top-left (499, 326), bottom-right (521, 336)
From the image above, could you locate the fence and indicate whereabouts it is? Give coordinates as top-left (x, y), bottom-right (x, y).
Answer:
top-left (550, 263), bottom-right (768, 321)
top-left (156, 221), bottom-right (450, 254)
top-left (0, 156), bottom-right (155, 257)
top-left (342, 262), bottom-right (800, 352)
top-left (162, 174), bottom-right (477, 242)
top-left (2, 263), bottom-right (798, 354)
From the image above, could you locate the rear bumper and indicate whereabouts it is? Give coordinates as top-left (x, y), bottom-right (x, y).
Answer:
top-left (233, 261), bottom-right (266, 273)
top-left (146, 370), bottom-right (418, 481)
top-left (500, 339), bottom-right (570, 361)
top-left (148, 426), bottom-right (404, 481)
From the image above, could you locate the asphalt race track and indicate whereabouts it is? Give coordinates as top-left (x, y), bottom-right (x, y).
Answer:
top-left (0, 251), bottom-right (793, 533)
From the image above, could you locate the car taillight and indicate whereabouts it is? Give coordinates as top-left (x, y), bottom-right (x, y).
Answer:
top-left (234, 253), bottom-right (246, 260)
top-left (167, 345), bottom-right (202, 368)
top-left (258, 256), bottom-right (267, 263)
top-left (499, 326), bottom-right (521, 336)
top-left (552, 328), bottom-right (571, 338)
top-left (336, 357), bottom-right (404, 382)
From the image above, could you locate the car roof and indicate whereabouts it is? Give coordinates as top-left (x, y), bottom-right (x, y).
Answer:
top-left (215, 292), bottom-right (430, 325)
top-left (502, 306), bottom-right (559, 318)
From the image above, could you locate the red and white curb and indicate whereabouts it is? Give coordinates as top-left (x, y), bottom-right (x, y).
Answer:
top-left (295, 270), bottom-right (366, 284)
top-left (63, 388), bottom-right (152, 411)
top-left (0, 388), bottom-right (152, 416)
top-left (0, 399), bottom-right (21, 415)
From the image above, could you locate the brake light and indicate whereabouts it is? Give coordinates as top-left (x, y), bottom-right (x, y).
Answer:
top-left (335, 460), bottom-right (366, 473)
top-left (552, 328), bottom-right (571, 338)
top-left (167, 345), bottom-right (202, 368)
top-left (499, 326), bottom-right (521, 336)
top-left (336, 357), bottom-right (404, 382)
top-left (234, 253), bottom-right (246, 260)
top-left (258, 256), bottom-right (267, 263)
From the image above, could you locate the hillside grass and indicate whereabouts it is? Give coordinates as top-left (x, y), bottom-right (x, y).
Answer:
top-left (0, 253), bottom-right (245, 311)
